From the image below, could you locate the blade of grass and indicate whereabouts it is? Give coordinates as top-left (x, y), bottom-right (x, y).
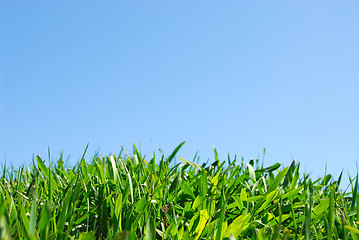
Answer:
top-left (29, 185), bottom-right (37, 236)
top-left (328, 186), bottom-right (335, 240)
top-left (168, 141), bottom-right (185, 164)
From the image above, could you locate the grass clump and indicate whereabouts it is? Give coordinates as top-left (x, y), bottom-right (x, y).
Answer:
top-left (1, 142), bottom-right (359, 239)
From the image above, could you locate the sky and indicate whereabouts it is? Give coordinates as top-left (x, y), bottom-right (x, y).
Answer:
top-left (1, 1), bottom-right (358, 188)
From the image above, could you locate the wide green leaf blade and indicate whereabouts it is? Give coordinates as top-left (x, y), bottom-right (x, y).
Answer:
top-left (199, 170), bottom-right (207, 198)
top-left (29, 186), bottom-right (37, 236)
top-left (167, 141), bottom-right (185, 164)
top-left (39, 202), bottom-right (51, 239)
top-left (145, 215), bottom-right (156, 240)
top-left (36, 155), bottom-right (49, 179)
top-left (224, 213), bottom-right (251, 238)
top-left (268, 167), bottom-right (288, 192)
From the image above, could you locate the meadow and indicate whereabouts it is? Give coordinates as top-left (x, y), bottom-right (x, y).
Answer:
top-left (0, 142), bottom-right (358, 239)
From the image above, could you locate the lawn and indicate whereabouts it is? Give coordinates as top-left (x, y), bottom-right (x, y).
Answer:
top-left (0, 142), bottom-right (358, 239)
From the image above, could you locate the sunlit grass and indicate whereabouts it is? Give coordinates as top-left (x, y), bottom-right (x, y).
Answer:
top-left (0, 142), bottom-right (358, 239)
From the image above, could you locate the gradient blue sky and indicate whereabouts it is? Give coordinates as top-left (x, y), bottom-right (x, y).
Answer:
top-left (1, 1), bottom-right (358, 186)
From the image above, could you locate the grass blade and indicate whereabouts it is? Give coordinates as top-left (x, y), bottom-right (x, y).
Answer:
top-left (167, 141), bottom-right (185, 164)
top-left (145, 214), bottom-right (156, 240)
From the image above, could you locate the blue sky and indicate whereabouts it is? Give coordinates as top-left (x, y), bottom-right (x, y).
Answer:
top-left (1, 1), bottom-right (358, 187)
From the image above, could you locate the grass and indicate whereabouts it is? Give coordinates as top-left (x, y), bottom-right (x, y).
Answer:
top-left (0, 142), bottom-right (358, 239)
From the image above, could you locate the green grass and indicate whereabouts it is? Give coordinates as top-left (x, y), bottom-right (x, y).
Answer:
top-left (0, 142), bottom-right (358, 239)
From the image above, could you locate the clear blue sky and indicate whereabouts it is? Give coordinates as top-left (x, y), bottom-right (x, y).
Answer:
top-left (1, 1), bottom-right (358, 187)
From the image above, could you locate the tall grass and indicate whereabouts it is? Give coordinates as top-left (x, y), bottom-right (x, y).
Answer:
top-left (0, 142), bottom-right (358, 239)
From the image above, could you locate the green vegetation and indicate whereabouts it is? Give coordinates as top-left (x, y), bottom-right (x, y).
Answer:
top-left (1, 142), bottom-right (358, 239)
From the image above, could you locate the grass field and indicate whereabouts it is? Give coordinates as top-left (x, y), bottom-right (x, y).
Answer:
top-left (0, 142), bottom-right (358, 239)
